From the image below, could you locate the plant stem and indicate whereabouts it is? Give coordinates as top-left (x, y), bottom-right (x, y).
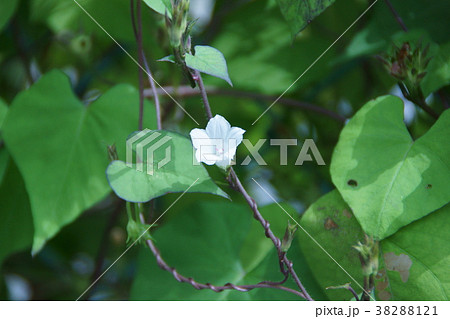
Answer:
top-left (131, 0), bottom-right (163, 130)
top-left (142, 59), bottom-right (163, 130)
top-left (130, 3), bottom-right (311, 300)
top-left (144, 85), bottom-right (346, 123)
top-left (193, 72), bottom-right (314, 301)
top-left (144, 236), bottom-right (306, 299)
top-left (326, 283), bottom-right (360, 300)
top-left (347, 285), bottom-right (360, 301)
top-left (362, 276), bottom-right (370, 301)
top-left (193, 71), bottom-right (213, 119)
top-left (229, 169), bottom-right (313, 300)
top-left (131, 0), bottom-right (144, 130)
top-left (138, 212), bottom-right (304, 299)
top-left (398, 83), bottom-right (439, 119)
top-left (415, 97), bottom-right (439, 119)
top-left (383, 0), bottom-right (408, 32)
top-left (131, 18), bottom-right (307, 299)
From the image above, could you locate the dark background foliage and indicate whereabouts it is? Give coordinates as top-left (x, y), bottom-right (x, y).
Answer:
top-left (0, 0), bottom-right (448, 300)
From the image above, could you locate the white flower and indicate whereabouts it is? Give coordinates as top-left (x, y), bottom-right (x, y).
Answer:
top-left (190, 115), bottom-right (245, 169)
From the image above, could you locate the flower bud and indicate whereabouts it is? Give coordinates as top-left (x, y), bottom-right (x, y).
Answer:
top-left (353, 235), bottom-right (379, 277)
top-left (168, 0), bottom-right (190, 49)
top-left (126, 219), bottom-right (154, 244)
top-left (107, 144), bottom-right (118, 161)
top-left (281, 221), bottom-right (298, 253)
top-left (381, 41), bottom-right (432, 101)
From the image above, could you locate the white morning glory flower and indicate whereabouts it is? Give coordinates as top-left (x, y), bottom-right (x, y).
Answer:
top-left (190, 115), bottom-right (245, 169)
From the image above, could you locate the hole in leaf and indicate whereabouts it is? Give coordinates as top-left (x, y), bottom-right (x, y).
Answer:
top-left (347, 179), bottom-right (358, 187)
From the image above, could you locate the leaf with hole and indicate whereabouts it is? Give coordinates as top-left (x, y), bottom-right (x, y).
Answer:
top-left (297, 190), bottom-right (365, 300)
top-left (298, 190), bottom-right (450, 300)
top-left (331, 95), bottom-right (450, 239)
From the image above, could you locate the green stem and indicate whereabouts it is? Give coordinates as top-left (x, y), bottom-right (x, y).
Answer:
top-left (126, 201), bottom-right (133, 220)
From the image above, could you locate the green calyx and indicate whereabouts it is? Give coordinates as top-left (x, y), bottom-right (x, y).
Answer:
top-left (126, 202), bottom-right (155, 245)
top-left (353, 235), bottom-right (379, 277)
top-left (381, 41), bottom-right (431, 102)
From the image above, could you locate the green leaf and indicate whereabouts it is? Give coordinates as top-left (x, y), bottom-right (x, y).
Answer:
top-left (0, 98), bottom-right (8, 183)
top-left (331, 95), bottom-right (450, 239)
top-left (143, 0), bottom-right (172, 18)
top-left (130, 201), bottom-right (325, 300)
top-left (210, 0), bottom-right (338, 94)
top-left (106, 130), bottom-right (228, 203)
top-left (339, 29), bottom-right (433, 64)
top-left (276, 0), bottom-right (336, 37)
top-left (0, 0), bottom-right (18, 32)
top-left (297, 190), bottom-right (366, 300)
top-left (298, 190), bottom-right (450, 300)
top-left (0, 98), bottom-right (7, 129)
top-left (339, 28), bottom-right (448, 96)
top-left (157, 55), bottom-right (176, 63)
top-left (421, 42), bottom-right (450, 96)
top-left (0, 148), bottom-right (7, 185)
top-left (341, 0), bottom-right (450, 61)
top-left (30, 0), bottom-right (161, 45)
top-left (185, 46), bottom-right (233, 86)
top-left (2, 70), bottom-right (156, 254)
top-left (377, 203), bottom-right (450, 301)
top-left (0, 159), bottom-right (34, 266)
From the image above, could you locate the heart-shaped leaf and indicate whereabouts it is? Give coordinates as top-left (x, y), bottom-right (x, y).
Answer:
top-left (185, 46), bottom-right (233, 86)
top-left (2, 70), bottom-right (156, 254)
top-left (106, 130), bottom-right (228, 202)
top-left (298, 190), bottom-right (450, 300)
top-left (331, 95), bottom-right (450, 239)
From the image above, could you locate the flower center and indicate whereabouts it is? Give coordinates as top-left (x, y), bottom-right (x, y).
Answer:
top-left (215, 145), bottom-right (224, 155)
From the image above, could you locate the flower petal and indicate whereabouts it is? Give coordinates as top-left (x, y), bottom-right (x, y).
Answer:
top-left (196, 149), bottom-right (218, 165)
top-left (190, 128), bottom-right (210, 149)
top-left (227, 127), bottom-right (245, 146)
top-left (206, 114), bottom-right (231, 139)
